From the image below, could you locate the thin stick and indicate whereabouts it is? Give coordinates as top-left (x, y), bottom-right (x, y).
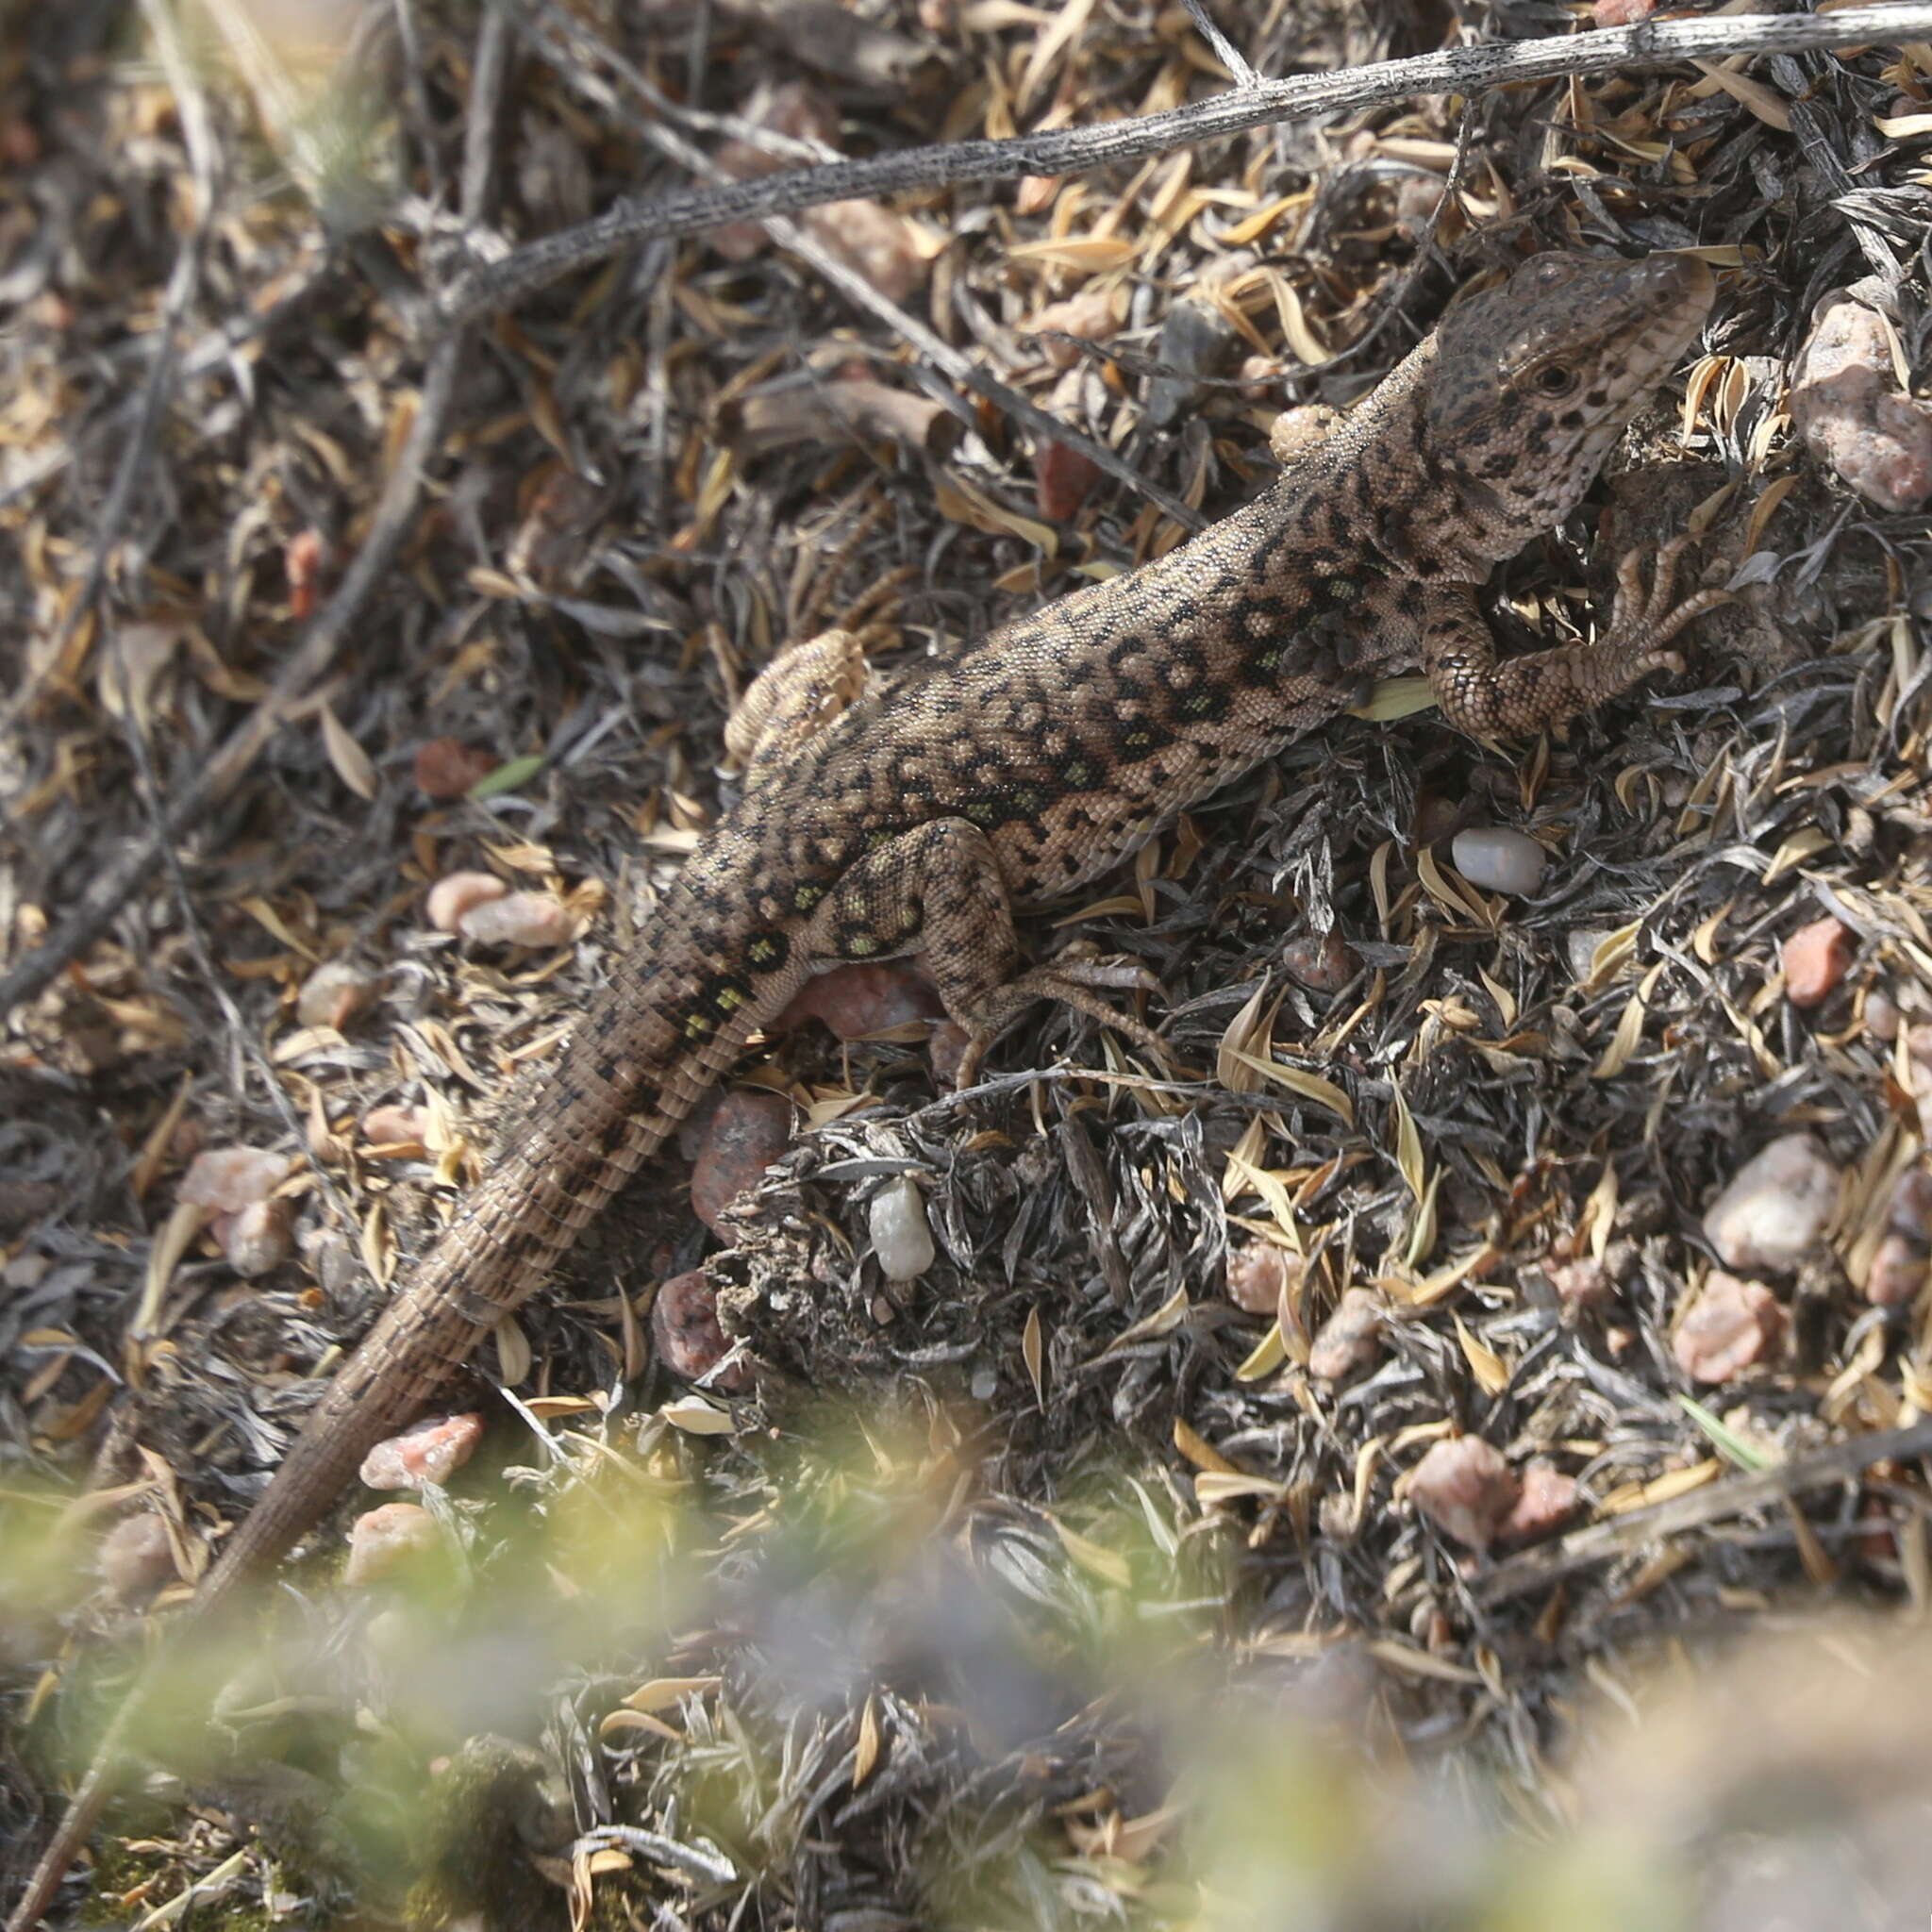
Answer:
top-left (0, 12), bottom-right (511, 1028)
top-left (1474, 1414), bottom-right (1932, 1606)
top-left (518, 0), bottom-right (1207, 529)
top-left (438, 8), bottom-right (1932, 329)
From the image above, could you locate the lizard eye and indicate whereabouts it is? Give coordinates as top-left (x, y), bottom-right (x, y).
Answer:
top-left (1534, 362), bottom-right (1578, 396)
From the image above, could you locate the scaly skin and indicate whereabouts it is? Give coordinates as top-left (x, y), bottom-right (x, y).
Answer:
top-left (6, 249), bottom-right (1719, 1928)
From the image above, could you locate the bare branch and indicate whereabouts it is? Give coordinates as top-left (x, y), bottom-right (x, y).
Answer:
top-left (1180, 0), bottom-right (1261, 91)
top-left (519, 0), bottom-right (1207, 527)
top-left (0, 7), bottom-right (512, 1026)
top-left (439, 7), bottom-right (1932, 329)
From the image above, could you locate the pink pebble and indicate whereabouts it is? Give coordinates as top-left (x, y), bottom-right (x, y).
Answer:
top-left (359, 1412), bottom-right (485, 1490)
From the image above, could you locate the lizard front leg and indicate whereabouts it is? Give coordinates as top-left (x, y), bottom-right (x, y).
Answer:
top-left (813, 818), bottom-right (1164, 1087)
top-left (1424, 536), bottom-right (1725, 737)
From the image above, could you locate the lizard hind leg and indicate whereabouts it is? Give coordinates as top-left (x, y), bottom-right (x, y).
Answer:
top-left (724, 629), bottom-right (872, 784)
top-left (812, 818), bottom-right (1164, 1090)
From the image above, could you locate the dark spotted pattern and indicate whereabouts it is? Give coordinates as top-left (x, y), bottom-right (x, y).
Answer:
top-left (8, 253), bottom-right (1729, 1932)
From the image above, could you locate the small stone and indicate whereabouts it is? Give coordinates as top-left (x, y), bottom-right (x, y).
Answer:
top-left (295, 958), bottom-right (378, 1030)
top-left (776, 962), bottom-right (943, 1040)
top-left (690, 1090), bottom-right (791, 1233)
top-left (413, 738), bottom-right (496, 800)
top-left (1413, 794), bottom-right (1461, 848)
top-left (457, 891), bottom-right (574, 948)
top-left (98, 1514), bottom-right (175, 1600)
top-left (1035, 440), bottom-right (1101, 522)
top-left (217, 1198), bottom-right (292, 1277)
top-left (1408, 1436), bottom-right (1520, 1553)
top-left (1280, 931), bottom-right (1357, 995)
top-left (1450, 826), bottom-right (1547, 896)
top-left (1864, 1232), bottom-right (1926, 1307)
top-left (1027, 288), bottom-right (1121, 370)
top-left (1225, 1241), bottom-right (1299, 1316)
top-left (1703, 1134), bottom-right (1840, 1274)
top-left (1547, 1255), bottom-right (1614, 1317)
top-left (1592, 0), bottom-right (1654, 22)
top-left (870, 1175), bottom-right (936, 1283)
top-left (651, 1268), bottom-right (746, 1389)
top-left (1907, 1025), bottom-right (1932, 1142)
top-left (359, 1412), bottom-right (485, 1490)
top-left (1865, 988), bottom-right (1900, 1041)
top-left (1888, 1166), bottom-right (1932, 1241)
top-left (1498, 1464), bottom-right (1578, 1543)
top-left (361, 1105), bottom-right (431, 1152)
top-left (1674, 1272), bottom-right (1787, 1383)
top-left (1307, 1287), bottom-right (1386, 1383)
top-left (1790, 293), bottom-right (1932, 512)
top-left (1783, 916), bottom-right (1855, 1008)
top-left (426, 871), bottom-right (506, 933)
top-left (180, 1145), bottom-right (287, 1213)
top-left (343, 1502), bottom-right (440, 1585)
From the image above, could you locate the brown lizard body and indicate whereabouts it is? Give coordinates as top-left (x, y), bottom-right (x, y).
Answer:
top-left (7, 249), bottom-right (1720, 1927)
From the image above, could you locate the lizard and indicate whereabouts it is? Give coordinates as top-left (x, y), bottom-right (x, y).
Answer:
top-left (5, 247), bottom-right (1724, 1928)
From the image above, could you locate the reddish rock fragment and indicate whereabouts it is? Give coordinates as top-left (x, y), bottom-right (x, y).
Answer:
top-left (361, 1105), bottom-right (431, 1152)
top-left (426, 871), bottom-right (506, 933)
top-left (1592, 0), bottom-right (1655, 22)
top-left (216, 1198), bottom-right (292, 1277)
top-left (414, 738), bottom-right (496, 799)
top-left (1027, 289), bottom-right (1121, 370)
top-left (343, 1502), bottom-right (439, 1585)
top-left (1783, 916), bottom-right (1855, 1008)
top-left (296, 958), bottom-right (378, 1030)
top-left (286, 527), bottom-right (326, 621)
top-left (776, 962), bottom-right (943, 1040)
top-left (359, 1412), bottom-right (485, 1491)
top-left (690, 1089), bottom-right (791, 1233)
top-left (652, 1268), bottom-right (747, 1390)
top-left (1224, 1241), bottom-right (1300, 1316)
top-left (180, 1145), bottom-right (287, 1213)
top-left (1703, 1135), bottom-right (1840, 1275)
top-left (1888, 1165), bottom-right (1932, 1241)
top-left (458, 891), bottom-right (574, 948)
top-left (1865, 1233), bottom-right (1925, 1307)
top-left (1674, 1272), bottom-right (1787, 1384)
top-left (1280, 931), bottom-right (1357, 995)
top-left (1307, 1287), bottom-right (1386, 1383)
top-left (1408, 1436), bottom-right (1521, 1553)
top-left (98, 1514), bottom-right (175, 1601)
top-left (1790, 293), bottom-right (1932, 512)
top-left (1499, 1464), bottom-right (1579, 1544)
top-left (1036, 440), bottom-right (1101, 522)
top-left (1867, 1165), bottom-right (1932, 1305)
top-left (1548, 1255), bottom-right (1614, 1318)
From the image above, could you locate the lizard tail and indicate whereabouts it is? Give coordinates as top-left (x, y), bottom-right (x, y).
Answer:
top-left (8, 864), bottom-right (822, 1927)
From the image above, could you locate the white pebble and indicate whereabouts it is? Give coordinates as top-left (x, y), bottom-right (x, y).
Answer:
top-left (1451, 826), bottom-right (1547, 895)
top-left (458, 891), bottom-right (574, 948)
top-left (869, 1175), bottom-right (936, 1282)
top-left (1703, 1134), bottom-right (1840, 1275)
top-left (425, 870), bottom-right (506, 933)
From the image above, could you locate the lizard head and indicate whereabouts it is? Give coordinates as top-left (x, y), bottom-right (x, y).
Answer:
top-left (1425, 251), bottom-right (1716, 552)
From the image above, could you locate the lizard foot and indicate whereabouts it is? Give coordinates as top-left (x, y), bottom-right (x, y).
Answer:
top-left (1596, 534), bottom-right (1728, 691)
top-left (944, 956), bottom-right (1167, 1089)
